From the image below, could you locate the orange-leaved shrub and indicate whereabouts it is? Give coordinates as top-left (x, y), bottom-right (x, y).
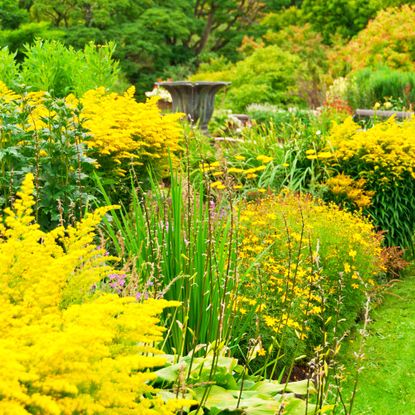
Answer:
top-left (332, 5), bottom-right (415, 75)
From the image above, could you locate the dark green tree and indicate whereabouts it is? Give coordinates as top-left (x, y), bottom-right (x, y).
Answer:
top-left (301, 0), bottom-right (375, 42)
top-left (0, 0), bottom-right (28, 29)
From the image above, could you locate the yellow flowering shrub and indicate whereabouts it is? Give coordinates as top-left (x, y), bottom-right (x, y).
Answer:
top-left (0, 174), bottom-right (185, 414)
top-left (0, 82), bottom-right (184, 227)
top-left (237, 192), bottom-right (383, 364)
top-left (325, 116), bottom-right (415, 248)
top-left (324, 173), bottom-right (374, 209)
top-left (80, 87), bottom-right (184, 175)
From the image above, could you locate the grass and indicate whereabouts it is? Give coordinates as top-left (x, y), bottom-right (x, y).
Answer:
top-left (341, 270), bottom-right (415, 414)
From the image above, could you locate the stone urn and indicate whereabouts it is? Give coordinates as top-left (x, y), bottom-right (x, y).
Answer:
top-left (156, 81), bottom-right (230, 134)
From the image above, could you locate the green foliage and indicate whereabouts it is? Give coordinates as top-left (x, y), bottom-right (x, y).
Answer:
top-left (155, 351), bottom-right (318, 414)
top-left (346, 66), bottom-right (415, 110)
top-left (247, 104), bottom-right (315, 127)
top-left (31, 0), bottom-right (133, 28)
top-left (301, 0), bottom-right (375, 43)
top-left (0, 89), bottom-right (96, 230)
top-left (260, 6), bottom-right (304, 33)
top-left (332, 5), bottom-right (415, 75)
top-left (3, 39), bottom-right (120, 97)
top-left (192, 45), bottom-right (302, 112)
top-left (0, 0), bottom-right (268, 95)
top-left (0, 0), bottom-right (28, 29)
top-left (264, 24), bottom-right (329, 107)
top-left (0, 47), bottom-right (19, 88)
top-left (98, 169), bottom-right (240, 357)
top-left (0, 22), bottom-right (63, 60)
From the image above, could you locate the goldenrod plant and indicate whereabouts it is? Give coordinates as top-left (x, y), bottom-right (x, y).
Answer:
top-left (326, 116), bottom-right (415, 249)
top-left (0, 174), bottom-right (188, 414)
top-left (79, 86), bottom-right (183, 176)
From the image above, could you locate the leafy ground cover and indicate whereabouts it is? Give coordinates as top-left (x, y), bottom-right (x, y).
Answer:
top-left (341, 269), bottom-right (415, 414)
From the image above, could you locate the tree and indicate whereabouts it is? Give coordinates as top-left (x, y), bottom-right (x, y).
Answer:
top-left (0, 0), bottom-right (28, 29)
top-left (301, 0), bottom-right (375, 42)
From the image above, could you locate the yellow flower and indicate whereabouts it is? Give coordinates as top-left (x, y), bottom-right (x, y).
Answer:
top-left (256, 155), bottom-right (273, 163)
top-left (235, 155), bottom-right (246, 161)
top-left (316, 151), bottom-right (332, 159)
top-left (349, 249), bottom-right (357, 259)
top-left (211, 181), bottom-right (226, 190)
top-left (228, 167), bottom-right (244, 173)
top-left (0, 174), bottom-right (185, 414)
top-left (257, 348), bottom-right (266, 357)
top-left (246, 173), bottom-right (258, 179)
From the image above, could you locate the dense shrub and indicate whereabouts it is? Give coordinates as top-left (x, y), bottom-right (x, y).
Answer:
top-left (0, 83), bottom-right (184, 228)
top-left (332, 5), bottom-right (415, 75)
top-left (0, 174), bottom-right (186, 414)
top-left (325, 116), bottom-right (415, 250)
top-left (264, 24), bottom-right (329, 107)
top-left (301, 0), bottom-right (375, 43)
top-left (191, 45), bottom-right (302, 112)
top-left (0, 82), bottom-right (95, 230)
top-left (246, 103), bottom-right (316, 127)
top-left (345, 67), bottom-right (415, 110)
top-left (236, 192), bottom-right (384, 368)
top-left (0, 47), bottom-right (19, 88)
top-left (0, 39), bottom-right (120, 96)
top-left (79, 86), bottom-right (183, 178)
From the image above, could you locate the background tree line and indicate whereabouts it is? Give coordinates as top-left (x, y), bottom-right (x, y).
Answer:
top-left (0, 0), bottom-right (414, 96)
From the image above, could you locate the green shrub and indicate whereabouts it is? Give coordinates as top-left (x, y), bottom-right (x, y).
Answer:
top-left (21, 39), bottom-right (120, 97)
top-left (0, 38), bottom-right (120, 97)
top-left (263, 24), bottom-right (329, 107)
top-left (0, 85), bottom-right (96, 230)
top-left (0, 47), bottom-right (19, 88)
top-left (346, 66), bottom-right (415, 110)
top-left (0, 22), bottom-right (63, 59)
top-left (246, 103), bottom-right (316, 127)
top-left (191, 45), bottom-right (302, 112)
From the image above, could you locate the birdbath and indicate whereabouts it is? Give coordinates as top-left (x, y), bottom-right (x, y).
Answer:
top-left (156, 81), bottom-right (230, 134)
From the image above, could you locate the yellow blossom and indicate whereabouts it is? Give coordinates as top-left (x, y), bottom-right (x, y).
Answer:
top-left (0, 174), bottom-right (185, 414)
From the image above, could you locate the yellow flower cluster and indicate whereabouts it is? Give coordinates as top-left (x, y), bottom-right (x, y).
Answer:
top-left (328, 116), bottom-right (415, 181)
top-left (324, 173), bottom-right (374, 209)
top-left (200, 154), bottom-right (275, 191)
top-left (0, 174), bottom-right (186, 414)
top-left (0, 83), bottom-right (184, 176)
top-left (80, 87), bottom-right (184, 174)
top-left (237, 192), bottom-right (383, 344)
top-left (0, 82), bottom-right (49, 131)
